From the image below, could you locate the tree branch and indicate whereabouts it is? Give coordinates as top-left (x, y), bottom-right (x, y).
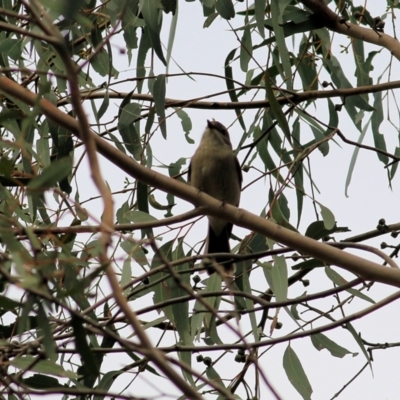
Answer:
top-left (60, 78), bottom-right (400, 111)
top-left (299, 0), bottom-right (400, 61)
top-left (1, 76), bottom-right (400, 290)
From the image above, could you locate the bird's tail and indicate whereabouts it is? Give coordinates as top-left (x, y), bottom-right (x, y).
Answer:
top-left (205, 223), bottom-right (235, 276)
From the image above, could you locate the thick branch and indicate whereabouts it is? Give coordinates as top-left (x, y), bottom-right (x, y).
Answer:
top-left (299, 0), bottom-right (400, 61)
top-left (1, 76), bottom-right (400, 289)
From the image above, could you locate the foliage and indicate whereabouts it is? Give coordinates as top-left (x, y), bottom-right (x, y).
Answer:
top-left (0, 0), bottom-right (399, 399)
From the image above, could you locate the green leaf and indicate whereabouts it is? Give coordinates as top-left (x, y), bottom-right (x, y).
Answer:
top-left (0, 157), bottom-right (17, 178)
top-left (345, 119), bottom-right (371, 196)
top-left (297, 37), bottom-right (318, 92)
top-left (0, 38), bottom-right (23, 61)
top-left (149, 193), bottom-right (173, 211)
top-left (263, 257), bottom-right (288, 303)
top-left (224, 48), bottom-right (246, 130)
top-left (371, 91), bottom-right (389, 165)
top-left (191, 274), bottom-right (222, 341)
top-left (178, 351), bottom-right (195, 386)
top-left (121, 241), bottom-right (149, 268)
top-left (145, 105), bottom-right (156, 136)
top-left (253, 125), bottom-right (285, 184)
top-left (353, 38), bottom-right (368, 88)
top-left (137, 27), bottom-right (152, 93)
top-left (203, 273), bottom-right (223, 344)
top-left (203, 12), bottom-right (218, 28)
top-left (123, 18), bottom-right (139, 50)
top-left (124, 210), bottom-right (157, 223)
top-left (292, 130), bottom-right (304, 227)
top-left (202, 0), bottom-right (216, 8)
top-left (27, 157), bottom-right (72, 193)
top-left (311, 333), bottom-right (352, 358)
top-left (97, 89), bottom-right (109, 121)
top-left (18, 294), bottom-right (35, 334)
top-left (322, 56), bottom-right (373, 127)
top-left (269, 189), bottom-right (297, 232)
top-left (50, 124), bottom-right (74, 194)
top-left (116, 200), bottom-right (130, 224)
top-left (255, 0), bottom-right (266, 38)
top-left (242, 268), bottom-right (259, 341)
top-left (153, 74), bottom-right (167, 138)
top-left (121, 257), bottom-right (132, 296)
top-left (310, 124), bottom-right (329, 156)
top-left (175, 108), bottom-right (193, 143)
top-left (215, 0), bottom-right (234, 20)
top-left (169, 240), bottom-right (192, 345)
top-left (162, 0), bottom-right (177, 14)
top-left (291, 299), bottom-right (301, 320)
top-left (283, 345), bottom-right (312, 400)
top-left (36, 302), bottom-right (57, 361)
top-left (10, 356), bottom-right (76, 379)
top-left (351, 6), bottom-right (374, 26)
top-left (304, 220), bottom-right (349, 240)
top-left (270, 0), bottom-right (292, 90)
top-left (325, 98), bottom-right (339, 136)
top-left (1, 113), bottom-right (21, 140)
top-left (0, 295), bottom-right (20, 315)
top-left (22, 374), bottom-right (63, 389)
top-left (390, 146), bottom-right (400, 180)
top-left (190, 288), bottom-right (206, 342)
top-left (117, 101), bottom-right (142, 159)
top-left (240, 17), bottom-right (252, 72)
top-left (94, 371), bottom-right (122, 400)
top-left (71, 314), bottom-right (99, 377)
top-left (325, 267), bottom-right (375, 304)
top-left (264, 68), bottom-right (291, 143)
top-left (166, 0), bottom-right (178, 71)
top-left (137, 181), bottom-right (151, 235)
top-left (346, 322), bottom-right (371, 366)
top-left (140, 0), bottom-right (167, 65)
top-left (90, 25), bottom-right (103, 49)
top-left (206, 365), bottom-right (226, 390)
top-left (140, 0), bottom-right (161, 36)
top-left (149, 239), bottom-right (174, 315)
top-left (122, 1), bottom-right (140, 50)
top-left (91, 49), bottom-right (118, 78)
top-left (318, 203), bottom-right (335, 230)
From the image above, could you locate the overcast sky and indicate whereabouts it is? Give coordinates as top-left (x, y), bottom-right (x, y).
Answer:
top-left (14, 1), bottom-right (400, 399)
top-left (79, 2), bottom-right (400, 399)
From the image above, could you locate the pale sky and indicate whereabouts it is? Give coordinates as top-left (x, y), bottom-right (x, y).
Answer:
top-left (13, 1), bottom-right (400, 399)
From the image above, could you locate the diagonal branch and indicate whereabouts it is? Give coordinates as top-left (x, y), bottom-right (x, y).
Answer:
top-left (1, 76), bottom-right (400, 289)
top-left (298, 0), bottom-right (400, 61)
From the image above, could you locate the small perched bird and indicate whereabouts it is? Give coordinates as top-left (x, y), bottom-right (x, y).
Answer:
top-left (188, 120), bottom-right (242, 275)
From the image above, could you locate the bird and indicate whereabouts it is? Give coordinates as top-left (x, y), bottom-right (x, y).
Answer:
top-left (188, 120), bottom-right (242, 276)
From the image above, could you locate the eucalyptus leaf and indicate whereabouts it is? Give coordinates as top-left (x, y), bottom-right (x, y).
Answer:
top-left (215, 0), bottom-right (234, 20)
top-left (283, 345), bottom-right (312, 400)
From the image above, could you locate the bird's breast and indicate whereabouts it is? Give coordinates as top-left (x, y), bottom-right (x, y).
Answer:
top-left (190, 147), bottom-right (240, 206)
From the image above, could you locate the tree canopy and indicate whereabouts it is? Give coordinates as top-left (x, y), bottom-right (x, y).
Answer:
top-left (0, 0), bottom-right (400, 399)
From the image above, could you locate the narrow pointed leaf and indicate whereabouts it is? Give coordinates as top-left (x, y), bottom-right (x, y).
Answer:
top-left (140, 0), bottom-right (167, 65)
top-left (283, 345), bottom-right (312, 400)
top-left (255, 0), bottom-right (266, 38)
top-left (311, 333), bottom-right (352, 358)
top-left (27, 157), bottom-right (72, 193)
top-left (153, 74), bottom-right (167, 138)
top-left (71, 314), bottom-right (99, 377)
top-left (215, 0), bottom-right (234, 20)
